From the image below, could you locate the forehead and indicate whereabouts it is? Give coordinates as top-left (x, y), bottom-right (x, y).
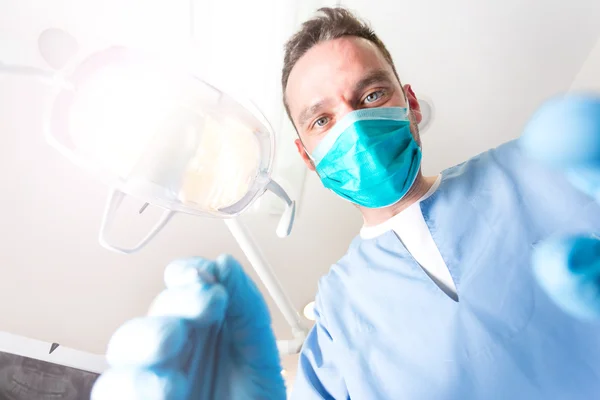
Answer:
top-left (285, 36), bottom-right (395, 120)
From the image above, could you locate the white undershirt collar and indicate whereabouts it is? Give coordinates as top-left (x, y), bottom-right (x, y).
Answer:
top-left (360, 175), bottom-right (442, 239)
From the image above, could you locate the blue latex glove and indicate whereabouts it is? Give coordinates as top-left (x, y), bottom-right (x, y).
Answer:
top-left (520, 94), bottom-right (600, 319)
top-left (91, 255), bottom-right (286, 400)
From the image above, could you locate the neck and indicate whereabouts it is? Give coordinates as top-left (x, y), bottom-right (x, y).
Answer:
top-left (360, 173), bottom-right (438, 226)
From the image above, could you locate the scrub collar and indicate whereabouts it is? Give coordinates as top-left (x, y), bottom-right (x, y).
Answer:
top-left (360, 174), bottom-right (441, 239)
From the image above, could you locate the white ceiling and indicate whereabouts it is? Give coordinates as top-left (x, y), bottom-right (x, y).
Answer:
top-left (1, 0), bottom-right (600, 380)
top-left (571, 34), bottom-right (600, 92)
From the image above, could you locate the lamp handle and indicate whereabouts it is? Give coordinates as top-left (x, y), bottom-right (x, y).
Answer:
top-left (99, 189), bottom-right (175, 254)
top-left (266, 180), bottom-right (296, 238)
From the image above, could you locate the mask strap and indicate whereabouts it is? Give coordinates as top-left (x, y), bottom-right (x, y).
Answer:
top-left (99, 189), bottom-right (175, 254)
top-left (299, 140), bottom-right (317, 169)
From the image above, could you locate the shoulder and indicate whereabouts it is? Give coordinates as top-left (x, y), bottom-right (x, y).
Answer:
top-left (317, 233), bottom-right (391, 292)
top-left (315, 235), bottom-right (364, 301)
top-left (431, 140), bottom-right (531, 200)
top-left (314, 232), bottom-right (407, 321)
top-left (442, 140), bottom-right (523, 181)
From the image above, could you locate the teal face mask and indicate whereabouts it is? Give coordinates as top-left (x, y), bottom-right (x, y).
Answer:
top-left (311, 107), bottom-right (422, 208)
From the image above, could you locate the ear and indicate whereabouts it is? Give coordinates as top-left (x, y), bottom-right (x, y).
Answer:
top-left (404, 84), bottom-right (422, 124)
top-left (295, 138), bottom-right (316, 171)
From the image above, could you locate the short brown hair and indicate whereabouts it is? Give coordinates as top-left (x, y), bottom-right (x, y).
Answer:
top-left (282, 7), bottom-right (400, 118)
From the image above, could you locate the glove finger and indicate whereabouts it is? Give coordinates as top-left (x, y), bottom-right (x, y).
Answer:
top-left (163, 255), bottom-right (282, 375)
top-left (213, 254), bottom-right (270, 323)
top-left (164, 257), bottom-right (218, 288)
top-left (532, 234), bottom-right (600, 320)
top-left (148, 283), bottom-right (227, 327)
top-left (566, 166), bottom-right (600, 201)
top-left (91, 367), bottom-right (187, 400)
top-left (106, 317), bottom-right (189, 368)
top-left (164, 256), bottom-right (266, 321)
top-left (213, 255), bottom-right (281, 371)
top-left (520, 94), bottom-right (600, 168)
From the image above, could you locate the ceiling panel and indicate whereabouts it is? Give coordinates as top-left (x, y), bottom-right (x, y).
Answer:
top-left (570, 36), bottom-right (600, 91)
top-left (344, 0), bottom-right (600, 173)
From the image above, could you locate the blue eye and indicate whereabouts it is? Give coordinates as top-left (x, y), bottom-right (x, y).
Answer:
top-left (364, 90), bottom-right (385, 104)
top-left (315, 117), bottom-right (329, 128)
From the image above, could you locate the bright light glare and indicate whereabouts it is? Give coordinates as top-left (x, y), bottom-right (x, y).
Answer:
top-left (69, 61), bottom-right (178, 180)
top-left (67, 56), bottom-right (262, 212)
top-left (303, 301), bottom-right (316, 321)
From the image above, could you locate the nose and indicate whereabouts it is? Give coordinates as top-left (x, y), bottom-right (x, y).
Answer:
top-left (334, 101), bottom-right (357, 124)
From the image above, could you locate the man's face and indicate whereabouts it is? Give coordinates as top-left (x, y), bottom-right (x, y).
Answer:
top-left (285, 36), bottom-right (422, 171)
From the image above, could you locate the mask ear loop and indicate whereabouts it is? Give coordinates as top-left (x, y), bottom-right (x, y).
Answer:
top-left (299, 139), bottom-right (317, 170)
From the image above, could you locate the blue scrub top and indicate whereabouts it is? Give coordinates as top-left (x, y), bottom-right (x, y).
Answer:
top-left (292, 140), bottom-right (600, 399)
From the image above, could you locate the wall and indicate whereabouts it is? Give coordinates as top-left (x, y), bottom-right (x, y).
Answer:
top-left (570, 36), bottom-right (600, 91)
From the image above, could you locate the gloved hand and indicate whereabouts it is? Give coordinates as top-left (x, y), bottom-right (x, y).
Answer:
top-left (520, 94), bottom-right (600, 319)
top-left (91, 255), bottom-right (286, 400)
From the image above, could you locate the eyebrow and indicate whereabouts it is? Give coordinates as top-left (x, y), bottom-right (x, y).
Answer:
top-left (297, 100), bottom-right (329, 129)
top-left (296, 69), bottom-right (394, 129)
top-left (351, 69), bottom-right (394, 100)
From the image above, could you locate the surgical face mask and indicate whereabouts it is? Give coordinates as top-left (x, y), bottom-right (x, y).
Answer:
top-left (310, 106), bottom-right (422, 208)
top-left (44, 46), bottom-right (295, 253)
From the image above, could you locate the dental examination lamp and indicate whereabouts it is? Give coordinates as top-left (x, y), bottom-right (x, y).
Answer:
top-left (0, 33), bottom-right (308, 354)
